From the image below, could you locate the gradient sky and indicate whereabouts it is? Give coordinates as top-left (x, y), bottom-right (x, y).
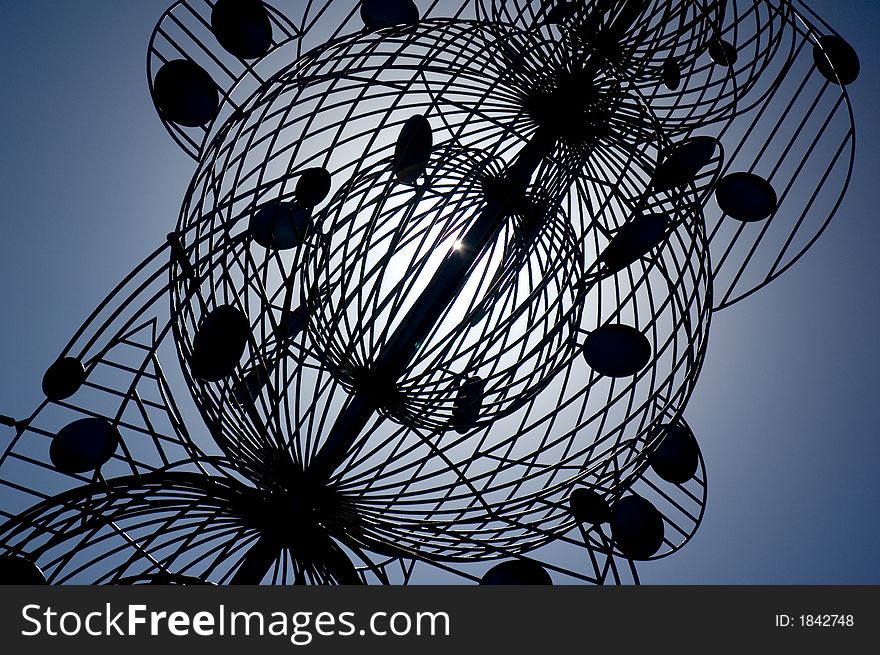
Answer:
top-left (0, 0), bottom-right (877, 584)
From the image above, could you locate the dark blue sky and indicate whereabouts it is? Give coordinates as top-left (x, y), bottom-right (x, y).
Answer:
top-left (0, 0), bottom-right (877, 583)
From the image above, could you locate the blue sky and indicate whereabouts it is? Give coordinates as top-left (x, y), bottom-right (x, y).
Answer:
top-left (0, 0), bottom-right (877, 583)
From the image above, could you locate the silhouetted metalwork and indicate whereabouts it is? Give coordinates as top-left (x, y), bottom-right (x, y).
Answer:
top-left (0, 0), bottom-right (858, 584)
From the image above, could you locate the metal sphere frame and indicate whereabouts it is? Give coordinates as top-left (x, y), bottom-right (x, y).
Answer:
top-left (0, 0), bottom-right (858, 585)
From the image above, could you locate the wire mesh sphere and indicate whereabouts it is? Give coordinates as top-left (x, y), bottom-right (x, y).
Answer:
top-left (163, 14), bottom-right (713, 562)
top-left (303, 146), bottom-right (584, 433)
top-left (699, 1), bottom-right (858, 308)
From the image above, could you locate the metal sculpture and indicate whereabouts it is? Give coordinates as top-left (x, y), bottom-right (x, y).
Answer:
top-left (0, 0), bottom-right (858, 584)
